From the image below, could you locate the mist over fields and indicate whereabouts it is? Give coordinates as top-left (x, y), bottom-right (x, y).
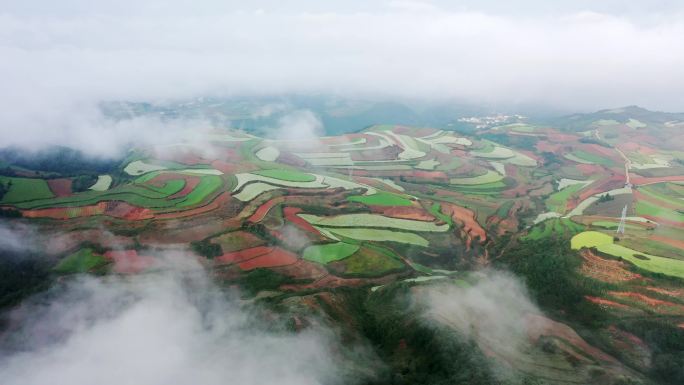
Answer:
top-left (1, 0), bottom-right (683, 154)
top-left (1, 2), bottom-right (684, 385)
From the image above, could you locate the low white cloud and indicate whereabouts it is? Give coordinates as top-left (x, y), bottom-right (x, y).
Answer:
top-left (271, 110), bottom-right (324, 142)
top-left (0, 253), bottom-right (351, 385)
top-left (0, 1), bottom-right (683, 153)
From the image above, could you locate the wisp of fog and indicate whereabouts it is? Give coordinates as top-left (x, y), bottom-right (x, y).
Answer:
top-left (0, 253), bottom-right (345, 385)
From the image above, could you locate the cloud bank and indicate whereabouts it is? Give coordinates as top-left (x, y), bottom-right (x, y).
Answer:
top-left (1, 1), bottom-right (683, 152)
top-left (0, 254), bottom-right (350, 385)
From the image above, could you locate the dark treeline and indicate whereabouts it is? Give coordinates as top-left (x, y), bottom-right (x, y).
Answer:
top-left (0, 146), bottom-right (121, 177)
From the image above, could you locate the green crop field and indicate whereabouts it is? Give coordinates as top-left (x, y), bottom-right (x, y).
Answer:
top-left (524, 218), bottom-right (584, 241)
top-left (347, 191), bottom-right (413, 207)
top-left (176, 175), bottom-right (223, 208)
top-left (303, 242), bottom-right (359, 264)
top-left (571, 231), bottom-right (684, 278)
top-left (340, 249), bottom-right (404, 276)
top-left (449, 170), bottom-right (503, 185)
top-left (429, 203), bottom-right (453, 225)
top-left (325, 227), bottom-right (429, 246)
top-left (546, 184), bottom-right (584, 212)
top-left (54, 248), bottom-right (108, 274)
top-left (299, 213), bottom-right (449, 232)
top-left (141, 179), bottom-right (186, 196)
top-left (568, 151), bottom-right (613, 166)
top-left (635, 201), bottom-right (684, 222)
top-left (0, 176), bottom-right (54, 203)
top-left (234, 182), bottom-right (279, 202)
top-left (252, 169), bottom-right (316, 182)
top-left (89, 175), bottom-right (112, 191)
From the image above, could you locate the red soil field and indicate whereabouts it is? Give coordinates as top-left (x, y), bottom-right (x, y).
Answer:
top-left (47, 178), bottom-right (72, 197)
top-left (217, 246), bottom-right (272, 264)
top-left (248, 197), bottom-right (284, 223)
top-left (155, 192), bottom-right (232, 220)
top-left (22, 201), bottom-right (155, 221)
top-left (168, 176), bottom-right (201, 199)
top-left (106, 201), bottom-right (155, 220)
top-left (585, 296), bottom-right (629, 309)
top-left (237, 247), bottom-right (299, 270)
top-left (535, 140), bottom-right (561, 153)
top-left (271, 259), bottom-right (328, 281)
top-left (440, 202), bottom-right (486, 248)
top-left (609, 291), bottom-right (684, 310)
top-left (580, 250), bottom-right (641, 283)
top-left (566, 174), bottom-right (625, 210)
top-left (283, 207), bottom-right (322, 235)
top-left (576, 163), bottom-right (605, 176)
top-left (645, 286), bottom-right (684, 298)
top-left (619, 142), bottom-right (658, 155)
top-left (369, 205), bottom-right (436, 221)
top-left (211, 160), bottom-right (252, 174)
top-left (411, 170), bottom-right (449, 183)
top-left (104, 250), bottom-right (156, 274)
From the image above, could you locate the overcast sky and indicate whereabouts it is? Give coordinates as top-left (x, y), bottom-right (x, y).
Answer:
top-left (1, 0), bottom-right (683, 151)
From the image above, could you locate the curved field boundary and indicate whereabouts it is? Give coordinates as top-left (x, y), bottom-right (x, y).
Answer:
top-left (255, 146), bottom-right (280, 161)
top-left (571, 231), bottom-right (684, 278)
top-left (124, 160), bottom-right (167, 175)
top-left (247, 196), bottom-right (285, 223)
top-left (47, 178), bottom-right (73, 197)
top-left (347, 191), bottom-right (413, 207)
top-left (89, 175), bottom-right (112, 191)
top-left (252, 169), bottom-right (316, 182)
top-left (325, 227), bottom-right (429, 247)
top-left (303, 242), bottom-right (359, 264)
top-left (0, 176), bottom-right (54, 204)
top-left (450, 170), bottom-right (503, 185)
top-left (298, 213), bottom-right (449, 232)
top-left (471, 145), bottom-right (515, 159)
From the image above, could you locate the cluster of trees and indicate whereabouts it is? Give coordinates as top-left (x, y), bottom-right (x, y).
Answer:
top-left (496, 237), bottom-right (608, 325)
top-left (598, 193), bottom-right (615, 203)
top-left (0, 146), bottom-right (120, 177)
top-left (189, 239), bottom-right (222, 259)
top-left (0, 251), bottom-right (52, 310)
top-left (0, 180), bottom-right (9, 200)
top-left (71, 175), bottom-right (98, 193)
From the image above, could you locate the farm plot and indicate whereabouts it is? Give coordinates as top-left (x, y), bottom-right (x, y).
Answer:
top-left (347, 191), bottom-right (413, 207)
top-left (298, 213), bottom-right (449, 232)
top-left (89, 175), bottom-right (112, 191)
top-left (564, 151), bottom-right (614, 166)
top-left (124, 160), bottom-right (167, 175)
top-left (336, 246), bottom-right (405, 276)
top-left (255, 146), bottom-right (280, 161)
top-left (303, 242), bottom-right (359, 264)
top-left (546, 183), bottom-right (585, 213)
top-left (54, 248), bottom-right (108, 274)
top-left (471, 144), bottom-right (515, 159)
top-left (571, 231), bottom-right (684, 279)
top-left (322, 227), bottom-right (429, 247)
top-left (0, 176), bottom-right (54, 203)
top-left (252, 169), bottom-right (316, 182)
top-left (449, 170), bottom-right (503, 185)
